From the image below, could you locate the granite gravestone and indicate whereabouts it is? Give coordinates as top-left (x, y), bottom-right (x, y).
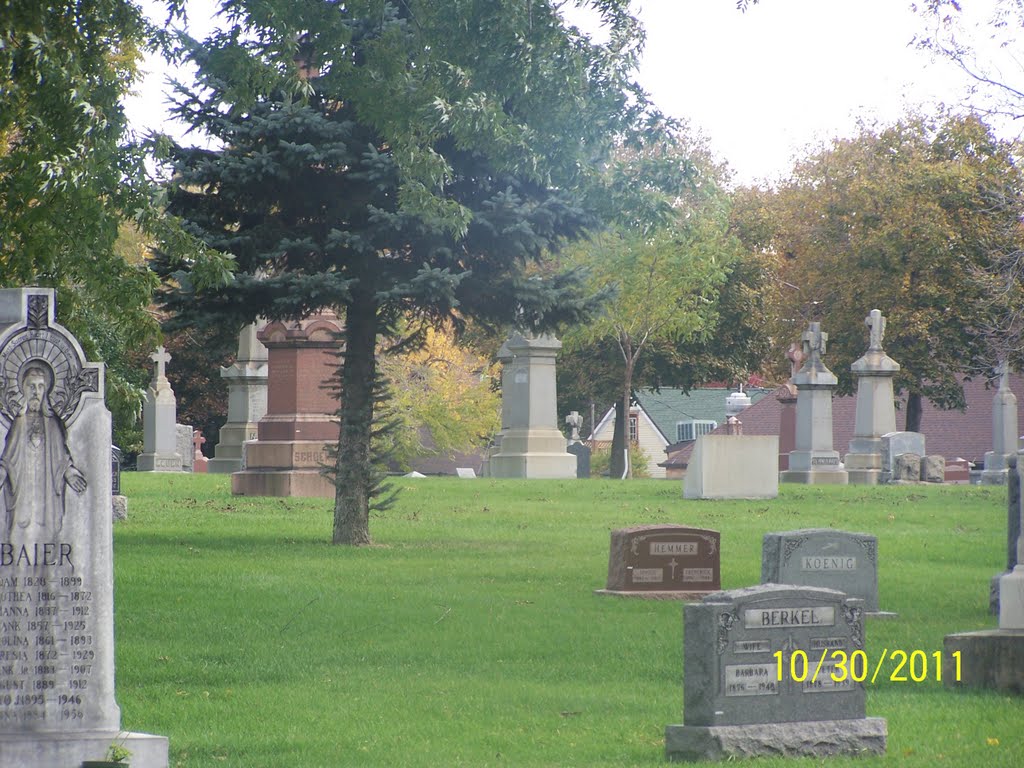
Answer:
top-left (761, 529), bottom-right (890, 615)
top-left (597, 525), bottom-right (720, 599)
top-left (209, 322), bottom-right (268, 474)
top-left (565, 411), bottom-right (591, 479)
top-left (175, 423), bottom-right (194, 472)
top-left (665, 584), bottom-right (886, 761)
top-left (683, 434), bottom-right (779, 499)
top-left (991, 454), bottom-right (1021, 614)
top-left (981, 364), bottom-right (1018, 485)
top-left (136, 347), bottom-right (182, 472)
top-left (0, 288), bottom-right (167, 767)
top-left (879, 431), bottom-right (925, 484)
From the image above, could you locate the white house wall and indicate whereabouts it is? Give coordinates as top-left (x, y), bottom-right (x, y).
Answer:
top-left (591, 407), bottom-right (669, 479)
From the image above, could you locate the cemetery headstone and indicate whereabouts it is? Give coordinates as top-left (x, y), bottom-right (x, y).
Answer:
top-left (879, 431), bottom-right (925, 484)
top-left (780, 322), bottom-right (848, 485)
top-left (981, 363), bottom-right (1018, 485)
top-left (111, 445), bottom-right (127, 522)
top-left (137, 346), bottom-right (182, 472)
top-left (192, 430), bottom-right (208, 474)
top-left (176, 423), bottom-right (194, 472)
top-left (775, 343), bottom-right (803, 472)
top-left (232, 313), bottom-right (342, 497)
top-left (894, 453), bottom-right (921, 483)
top-left (0, 287), bottom-right (167, 766)
top-left (846, 310), bottom-right (900, 485)
top-left (683, 434), bottom-right (779, 499)
top-left (945, 449), bottom-right (1024, 692)
top-left (567, 441), bottom-right (591, 479)
top-left (209, 321), bottom-right (269, 474)
top-left (665, 584), bottom-right (886, 761)
top-left (761, 528), bottom-right (891, 615)
top-left (596, 525), bottom-right (720, 599)
top-left (487, 332), bottom-right (576, 479)
top-left (920, 455), bottom-right (945, 483)
top-left (455, 467), bottom-right (476, 479)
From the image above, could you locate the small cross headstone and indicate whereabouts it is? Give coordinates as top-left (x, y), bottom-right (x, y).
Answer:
top-left (193, 429), bottom-right (209, 473)
top-left (865, 309), bottom-right (886, 351)
top-left (565, 410), bottom-right (583, 442)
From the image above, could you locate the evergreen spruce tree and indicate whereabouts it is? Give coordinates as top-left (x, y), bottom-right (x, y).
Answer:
top-left (156, 0), bottom-right (665, 544)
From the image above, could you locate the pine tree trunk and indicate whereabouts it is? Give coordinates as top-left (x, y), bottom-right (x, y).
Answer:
top-left (905, 391), bottom-right (923, 433)
top-left (332, 292), bottom-right (378, 546)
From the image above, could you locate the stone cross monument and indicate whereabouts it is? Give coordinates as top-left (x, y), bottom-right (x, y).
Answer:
top-left (981, 363), bottom-right (1018, 485)
top-left (780, 322), bottom-right (848, 484)
top-left (137, 345), bottom-right (182, 472)
top-left (0, 288), bottom-right (168, 766)
top-left (846, 309), bottom-right (901, 484)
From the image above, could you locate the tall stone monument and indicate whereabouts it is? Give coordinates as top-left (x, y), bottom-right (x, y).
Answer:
top-left (845, 310), bottom-right (900, 485)
top-left (209, 322), bottom-right (269, 474)
top-left (780, 322), bottom-right (848, 485)
top-left (981, 363), bottom-right (1018, 485)
top-left (487, 332), bottom-right (576, 479)
top-left (137, 346), bottom-right (182, 472)
top-left (232, 313), bottom-right (342, 497)
top-left (0, 288), bottom-right (167, 766)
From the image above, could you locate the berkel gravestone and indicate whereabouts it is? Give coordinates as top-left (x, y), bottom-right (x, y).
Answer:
top-left (665, 584), bottom-right (886, 761)
top-left (0, 288), bottom-right (167, 767)
top-left (596, 525), bottom-right (720, 598)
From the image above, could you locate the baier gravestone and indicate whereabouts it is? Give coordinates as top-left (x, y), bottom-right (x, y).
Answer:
top-left (665, 584), bottom-right (886, 761)
top-left (0, 289), bottom-right (167, 767)
top-left (596, 525), bottom-right (720, 599)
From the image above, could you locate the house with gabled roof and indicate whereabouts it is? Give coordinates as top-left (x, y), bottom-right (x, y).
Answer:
top-left (590, 387), bottom-right (773, 478)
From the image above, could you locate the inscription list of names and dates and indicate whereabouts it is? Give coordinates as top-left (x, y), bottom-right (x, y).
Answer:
top-left (0, 543), bottom-right (95, 728)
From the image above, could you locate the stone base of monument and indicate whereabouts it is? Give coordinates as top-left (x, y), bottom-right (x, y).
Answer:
top-left (594, 588), bottom-right (715, 600)
top-left (683, 435), bottom-right (779, 499)
top-left (208, 422), bottom-right (258, 474)
top-left (487, 428), bottom-right (577, 479)
top-left (845, 449), bottom-right (882, 486)
top-left (0, 730), bottom-right (168, 768)
top-left (136, 452), bottom-right (183, 472)
top-left (980, 469), bottom-right (1010, 485)
top-left (232, 439), bottom-right (335, 497)
top-left (779, 468), bottom-right (850, 485)
top-left (943, 630), bottom-right (1024, 693)
top-left (665, 718), bottom-right (887, 761)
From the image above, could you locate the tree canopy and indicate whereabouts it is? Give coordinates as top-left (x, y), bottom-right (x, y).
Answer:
top-left (156, 0), bottom-right (670, 543)
top-left (735, 112), bottom-right (1024, 430)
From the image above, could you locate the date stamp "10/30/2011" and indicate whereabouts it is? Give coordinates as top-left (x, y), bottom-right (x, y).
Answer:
top-left (774, 649), bottom-right (961, 685)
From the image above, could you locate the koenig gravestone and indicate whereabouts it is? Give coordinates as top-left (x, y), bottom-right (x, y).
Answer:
top-left (0, 288), bottom-right (167, 767)
top-left (665, 584), bottom-right (886, 761)
top-left (761, 529), bottom-right (891, 615)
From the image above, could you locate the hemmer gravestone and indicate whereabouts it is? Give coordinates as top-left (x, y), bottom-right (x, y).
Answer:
top-left (596, 525), bottom-right (720, 599)
top-left (0, 288), bottom-right (167, 767)
top-left (761, 529), bottom-right (892, 615)
top-left (665, 584), bottom-right (886, 761)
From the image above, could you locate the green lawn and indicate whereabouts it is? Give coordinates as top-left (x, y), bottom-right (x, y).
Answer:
top-left (112, 475), bottom-right (1024, 767)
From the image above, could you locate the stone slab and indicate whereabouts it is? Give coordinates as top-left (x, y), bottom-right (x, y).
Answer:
top-left (943, 630), bottom-right (1024, 694)
top-left (778, 468), bottom-right (849, 485)
top-left (567, 442), bottom-right (591, 478)
top-left (665, 718), bottom-right (887, 761)
top-left (683, 435), bottom-right (779, 499)
top-left (681, 585), bottom-right (868, 728)
top-left (600, 525), bottom-right (720, 596)
top-left (112, 495), bottom-right (128, 522)
top-left (761, 529), bottom-right (882, 613)
top-left (231, 469), bottom-right (334, 497)
top-left (0, 730), bottom-right (168, 768)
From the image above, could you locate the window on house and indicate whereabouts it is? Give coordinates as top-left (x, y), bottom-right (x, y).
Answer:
top-left (629, 414), bottom-right (639, 444)
top-left (676, 420), bottom-right (718, 442)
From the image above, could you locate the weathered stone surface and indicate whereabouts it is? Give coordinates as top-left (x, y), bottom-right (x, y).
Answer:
top-left (920, 454), bottom-right (945, 483)
top-left (598, 525), bottom-right (720, 598)
top-left (112, 494), bottom-right (128, 521)
top-left (176, 423), bottom-right (194, 471)
top-left (944, 630), bottom-right (1024, 694)
top-left (894, 452), bottom-right (921, 483)
top-left (665, 718), bottom-right (887, 761)
top-left (761, 529), bottom-right (883, 613)
top-left (879, 431), bottom-right (925, 484)
top-left (684, 435), bottom-right (779, 499)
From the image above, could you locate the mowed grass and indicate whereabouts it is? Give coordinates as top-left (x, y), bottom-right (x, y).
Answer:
top-left (112, 475), bottom-right (1024, 767)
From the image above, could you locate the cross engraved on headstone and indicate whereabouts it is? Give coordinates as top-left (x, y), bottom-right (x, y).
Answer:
top-left (801, 322), bottom-right (827, 363)
top-left (151, 345), bottom-right (171, 383)
top-left (865, 309), bottom-right (886, 351)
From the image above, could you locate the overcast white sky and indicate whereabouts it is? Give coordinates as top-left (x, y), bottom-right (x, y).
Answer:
top-left (125, 0), bottom-right (1007, 186)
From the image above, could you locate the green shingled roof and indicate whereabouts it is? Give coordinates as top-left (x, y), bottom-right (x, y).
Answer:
top-left (633, 388), bottom-right (773, 444)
